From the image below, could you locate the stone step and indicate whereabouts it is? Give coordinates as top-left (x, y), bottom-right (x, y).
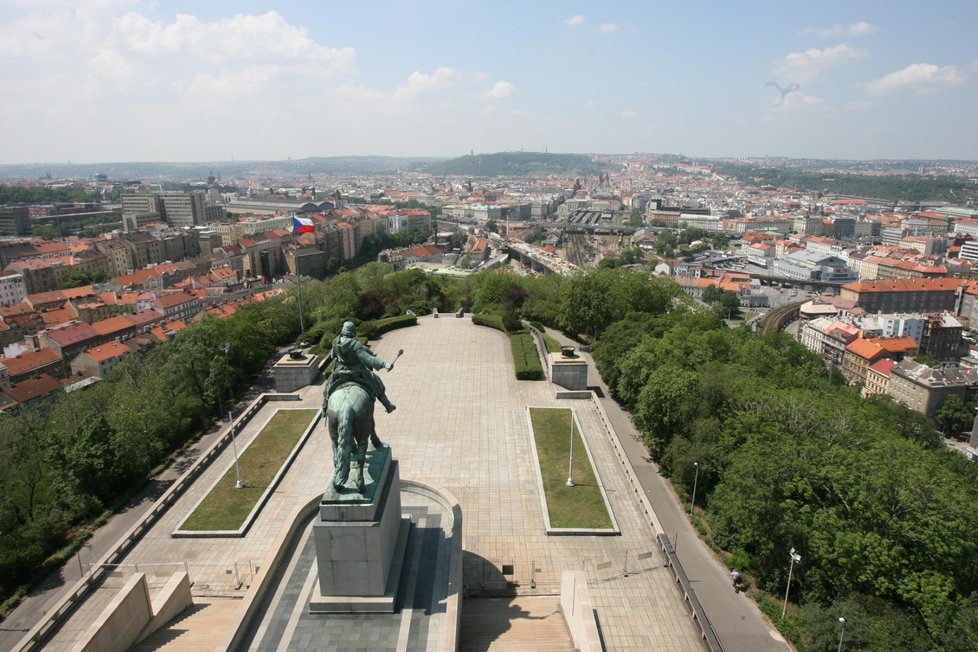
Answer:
top-left (131, 597), bottom-right (240, 651)
top-left (460, 596), bottom-right (575, 651)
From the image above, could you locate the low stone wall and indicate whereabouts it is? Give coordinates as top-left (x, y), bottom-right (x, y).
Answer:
top-left (71, 571), bottom-right (193, 652)
top-left (14, 392), bottom-right (302, 652)
top-left (559, 570), bottom-right (603, 652)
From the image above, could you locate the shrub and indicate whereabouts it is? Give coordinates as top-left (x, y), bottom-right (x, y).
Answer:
top-left (360, 314), bottom-right (418, 340)
top-left (472, 313), bottom-right (505, 332)
top-left (510, 332), bottom-right (544, 380)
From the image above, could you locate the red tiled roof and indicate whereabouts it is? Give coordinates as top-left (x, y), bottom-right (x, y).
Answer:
top-left (0, 348), bottom-right (62, 376)
top-left (80, 341), bottom-right (130, 363)
top-left (2, 373), bottom-right (60, 403)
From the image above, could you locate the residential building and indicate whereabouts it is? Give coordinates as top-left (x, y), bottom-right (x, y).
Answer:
top-left (862, 358), bottom-right (895, 398)
top-left (0, 273), bottom-right (27, 306)
top-left (840, 278), bottom-right (961, 314)
top-left (161, 192), bottom-right (206, 228)
top-left (887, 360), bottom-right (978, 418)
top-left (70, 341), bottom-right (131, 379)
top-left (0, 205), bottom-right (31, 236)
top-left (121, 193), bottom-right (164, 231)
top-left (842, 336), bottom-right (918, 386)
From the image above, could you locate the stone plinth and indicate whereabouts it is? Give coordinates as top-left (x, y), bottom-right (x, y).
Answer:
top-left (310, 446), bottom-right (409, 613)
top-left (550, 352), bottom-right (588, 391)
top-left (273, 351), bottom-right (319, 392)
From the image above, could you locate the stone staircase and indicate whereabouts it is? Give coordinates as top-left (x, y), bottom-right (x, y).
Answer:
top-left (460, 596), bottom-right (575, 651)
top-left (130, 597), bottom-right (240, 651)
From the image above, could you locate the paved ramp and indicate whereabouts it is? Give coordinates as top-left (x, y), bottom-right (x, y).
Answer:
top-left (460, 597), bottom-right (575, 652)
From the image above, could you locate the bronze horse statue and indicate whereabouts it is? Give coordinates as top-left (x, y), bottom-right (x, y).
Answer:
top-left (325, 381), bottom-right (384, 493)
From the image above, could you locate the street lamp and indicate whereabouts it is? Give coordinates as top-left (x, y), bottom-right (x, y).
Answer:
top-left (782, 547), bottom-right (802, 617)
top-left (689, 462), bottom-right (699, 514)
top-left (219, 343), bottom-right (245, 489)
top-left (837, 617), bottom-right (847, 652)
top-left (566, 410), bottom-right (576, 487)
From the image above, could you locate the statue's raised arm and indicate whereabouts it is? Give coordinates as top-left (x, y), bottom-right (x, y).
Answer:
top-left (326, 321), bottom-right (397, 413)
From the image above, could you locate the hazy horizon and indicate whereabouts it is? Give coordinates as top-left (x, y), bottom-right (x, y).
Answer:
top-left (3, 1), bottom-right (977, 164)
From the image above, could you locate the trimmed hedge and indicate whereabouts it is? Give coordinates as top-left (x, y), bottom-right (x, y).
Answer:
top-left (510, 332), bottom-right (544, 380)
top-left (472, 313), bottom-right (505, 332)
top-left (360, 314), bottom-right (418, 340)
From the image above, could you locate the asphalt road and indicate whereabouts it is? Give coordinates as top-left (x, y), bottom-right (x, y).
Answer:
top-left (548, 330), bottom-right (791, 652)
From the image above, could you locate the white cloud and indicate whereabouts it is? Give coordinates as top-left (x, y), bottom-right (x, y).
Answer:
top-left (621, 108), bottom-right (637, 118)
top-left (583, 100), bottom-right (596, 109)
top-left (563, 15), bottom-right (585, 26)
top-left (804, 21), bottom-right (877, 38)
top-left (393, 67), bottom-right (458, 100)
top-left (599, 22), bottom-right (618, 33)
top-left (775, 43), bottom-right (867, 83)
top-left (484, 80), bottom-right (515, 99)
top-left (865, 63), bottom-right (966, 94)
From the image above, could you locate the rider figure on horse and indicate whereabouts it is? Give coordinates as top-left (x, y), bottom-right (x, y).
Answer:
top-left (325, 321), bottom-right (397, 413)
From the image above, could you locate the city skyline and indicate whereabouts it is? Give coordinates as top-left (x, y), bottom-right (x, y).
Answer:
top-left (2, 0), bottom-right (977, 165)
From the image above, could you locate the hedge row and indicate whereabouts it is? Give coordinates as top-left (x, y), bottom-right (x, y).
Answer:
top-left (360, 314), bottom-right (418, 340)
top-left (472, 313), bottom-right (506, 332)
top-left (510, 332), bottom-right (544, 380)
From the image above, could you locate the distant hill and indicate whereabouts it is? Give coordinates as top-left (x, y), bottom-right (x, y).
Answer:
top-left (425, 152), bottom-right (612, 177)
top-left (0, 156), bottom-right (446, 181)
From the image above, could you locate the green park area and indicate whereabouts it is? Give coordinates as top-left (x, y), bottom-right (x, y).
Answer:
top-left (181, 409), bottom-right (318, 531)
top-left (529, 407), bottom-right (612, 530)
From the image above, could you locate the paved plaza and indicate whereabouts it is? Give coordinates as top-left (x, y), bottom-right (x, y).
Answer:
top-left (36, 315), bottom-right (704, 651)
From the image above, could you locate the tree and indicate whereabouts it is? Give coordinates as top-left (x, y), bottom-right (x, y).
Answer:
top-left (935, 394), bottom-right (973, 435)
top-left (628, 208), bottom-right (643, 227)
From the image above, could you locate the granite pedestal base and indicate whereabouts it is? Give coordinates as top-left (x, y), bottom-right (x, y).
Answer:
top-left (310, 446), bottom-right (409, 613)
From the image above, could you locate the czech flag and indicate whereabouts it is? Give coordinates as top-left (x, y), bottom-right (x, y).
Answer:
top-left (291, 215), bottom-right (315, 235)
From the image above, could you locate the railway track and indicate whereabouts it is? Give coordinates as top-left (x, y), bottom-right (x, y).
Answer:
top-left (757, 300), bottom-right (805, 336)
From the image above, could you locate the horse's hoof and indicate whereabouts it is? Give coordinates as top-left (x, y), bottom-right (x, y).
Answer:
top-left (333, 482), bottom-right (345, 492)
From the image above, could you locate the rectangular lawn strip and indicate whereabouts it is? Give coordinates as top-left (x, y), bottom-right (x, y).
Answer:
top-left (541, 332), bottom-right (562, 353)
top-left (181, 409), bottom-right (318, 531)
top-left (529, 407), bottom-right (613, 529)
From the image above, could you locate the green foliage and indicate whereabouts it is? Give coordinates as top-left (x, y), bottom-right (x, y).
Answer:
top-left (934, 394), bottom-right (973, 435)
top-left (181, 409), bottom-right (317, 531)
top-left (471, 312), bottom-right (505, 332)
top-left (510, 332), bottom-right (543, 380)
top-left (528, 408), bottom-right (613, 529)
top-left (590, 305), bottom-right (978, 647)
top-left (628, 208), bottom-right (643, 227)
top-left (0, 185), bottom-right (99, 204)
top-left (0, 293), bottom-right (300, 600)
top-left (714, 162), bottom-right (978, 203)
top-left (358, 314), bottom-right (418, 340)
top-left (425, 151), bottom-right (613, 177)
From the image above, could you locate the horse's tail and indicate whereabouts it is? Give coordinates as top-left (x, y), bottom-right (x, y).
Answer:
top-left (333, 403), bottom-right (355, 486)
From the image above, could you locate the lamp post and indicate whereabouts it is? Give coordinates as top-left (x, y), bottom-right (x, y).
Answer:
top-left (219, 343), bottom-right (244, 489)
top-left (689, 462), bottom-right (699, 514)
top-left (782, 547), bottom-right (802, 617)
top-left (566, 410), bottom-right (575, 487)
top-left (837, 617), bottom-right (846, 652)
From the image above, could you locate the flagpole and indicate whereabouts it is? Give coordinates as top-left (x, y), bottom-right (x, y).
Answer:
top-left (292, 214), bottom-right (305, 342)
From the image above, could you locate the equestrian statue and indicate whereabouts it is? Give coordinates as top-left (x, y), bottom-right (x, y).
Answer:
top-left (323, 321), bottom-right (402, 493)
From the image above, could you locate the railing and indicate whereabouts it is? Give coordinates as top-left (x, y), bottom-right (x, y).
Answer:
top-left (658, 534), bottom-right (724, 652)
top-left (14, 391), bottom-right (302, 652)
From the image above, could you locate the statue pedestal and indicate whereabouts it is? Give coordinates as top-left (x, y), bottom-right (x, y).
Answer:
top-left (310, 446), bottom-right (410, 613)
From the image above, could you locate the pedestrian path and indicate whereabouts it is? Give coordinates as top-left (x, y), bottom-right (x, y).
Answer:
top-left (545, 328), bottom-right (791, 652)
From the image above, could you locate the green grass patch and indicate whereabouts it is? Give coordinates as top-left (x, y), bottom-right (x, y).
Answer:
top-left (541, 332), bottom-right (562, 353)
top-left (528, 408), bottom-right (613, 529)
top-left (510, 332), bottom-right (543, 380)
top-left (181, 409), bottom-right (317, 531)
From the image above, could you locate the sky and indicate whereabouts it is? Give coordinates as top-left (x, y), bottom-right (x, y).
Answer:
top-left (2, 0), bottom-right (977, 164)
